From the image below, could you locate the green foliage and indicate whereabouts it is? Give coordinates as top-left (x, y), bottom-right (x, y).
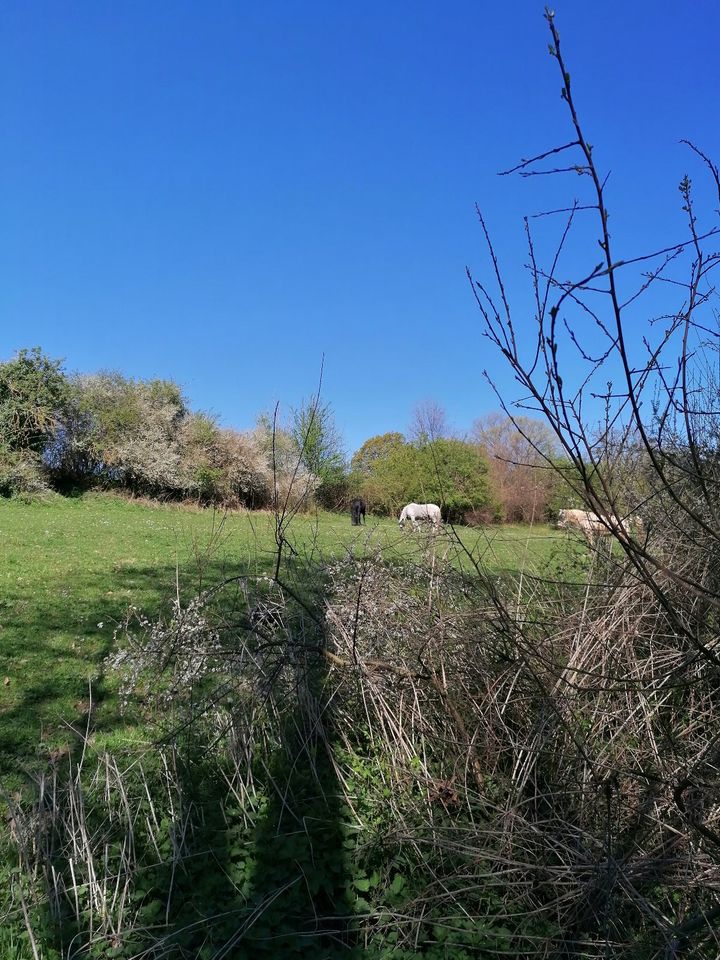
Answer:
top-left (356, 440), bottom-right (416, 514)
top-left (356, 435), bottom-right (494, 520)
top-left (414, 438), bottom-right (494, 521)
top-left (544, 455), bottom-right (582, 518)
top-left (254, 402), bottom-right (348, 510)
top-left (351, 432), bottom-right (406, 476)
top-left (178, 411), bottom-right (227, 502)
top-left (190, 463), bottom-right (225, 500)
top-left (0, 345), bottom-right (63, 497)
top-left (0, 347), bottom-right (68, 454)
top-left (49, 371), bottom-right (187, 493)
top-left (290, 399), bottom-right (345, 479)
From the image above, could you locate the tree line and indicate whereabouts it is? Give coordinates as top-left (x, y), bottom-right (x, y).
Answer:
top-left (0, 346), bottom-right (573, 522)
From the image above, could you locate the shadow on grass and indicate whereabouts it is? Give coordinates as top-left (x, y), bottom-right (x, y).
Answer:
top-left (5, 553), bottom-right (357, 959)
top-left (155, 656), bottom-right (355, 959)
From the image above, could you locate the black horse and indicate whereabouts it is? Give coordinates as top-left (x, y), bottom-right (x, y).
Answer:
top-left (350, 498), bottom-right (366, 526)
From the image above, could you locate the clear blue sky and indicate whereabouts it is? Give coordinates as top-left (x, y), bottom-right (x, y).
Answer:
top-left (2, 1), bottom-right (719, 454)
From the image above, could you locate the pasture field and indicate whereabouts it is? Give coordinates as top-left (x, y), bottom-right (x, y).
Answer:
top-left (0, 492), bottom-right (567, 789)
top-left (0, 492), bottom-right (581, 958)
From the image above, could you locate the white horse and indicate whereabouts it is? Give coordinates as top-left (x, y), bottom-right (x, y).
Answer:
top-left (557, 508), bottom-right (609, 544)
top-left (558, 508), bottom-right (644, 545)
top-left (399, 502), bottom-right (442, 530)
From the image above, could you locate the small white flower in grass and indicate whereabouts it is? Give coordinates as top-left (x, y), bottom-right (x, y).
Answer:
top-left (97, 622), bottom-right (105, 629)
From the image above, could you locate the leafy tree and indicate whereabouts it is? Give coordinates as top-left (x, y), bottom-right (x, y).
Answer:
top-left (350, 432), bottom-right (406, 476)
top-left (357, 439), bottom-right (416, 514)
top-left (0, 347), bottom-right (68, 453)
top-left (414, 438), bottom-right (494, 522)
top-left (290, 399), bottom-right (345, 482)
top-left (290, 399), bottom-right (346, 508)
top-left (356, 434), bottom-right (494, 520)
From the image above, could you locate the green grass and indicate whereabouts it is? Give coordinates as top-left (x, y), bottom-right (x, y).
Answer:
top-left (0, 493), bottom-right (575, 958)
top-left (0, 492), bottom-right (565, 788)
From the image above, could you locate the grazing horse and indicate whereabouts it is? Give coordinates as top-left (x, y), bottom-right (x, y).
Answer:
top-left (557, 508), bottom-right (644, 545)
top-left (557, 508), bottom-right (610, 544)
top-left (399, 502), bottom-right (442, 530)
top-left (350, 498), bottom-right (366, 526)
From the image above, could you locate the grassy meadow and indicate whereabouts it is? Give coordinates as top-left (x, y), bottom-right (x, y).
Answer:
top-left (0, 492), bottom-right (568, 790)
top-left (3, 494), bottom-right (649, 960)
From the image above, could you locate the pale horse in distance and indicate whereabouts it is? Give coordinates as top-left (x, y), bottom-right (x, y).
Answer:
top-left (399, 502), bottom-right (442, 530)
top-left (557, 508), bottom-right (644, 545)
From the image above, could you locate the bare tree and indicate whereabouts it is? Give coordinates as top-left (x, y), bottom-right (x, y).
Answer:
top-left (408, 399), bottom-right (450, 445)
top-left (472, 411), bottom-right (561, 521)
top-left (465, 9), bottom-right (720, 955)
top-left (470, 9), bottom-right (720, 619)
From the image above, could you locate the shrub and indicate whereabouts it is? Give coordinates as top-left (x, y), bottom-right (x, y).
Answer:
top-left (49, 372), bottom-right (186, 496)
top-left (351, 432), bottom-right (406, 476)
top-left (178, 415), bottom-right (271, 506)
top-left (217, 428), bottom-right (272, 506)
top-left (0, 346), bottom-right (69, 454)
top-left (0, 449), bottom-right (50, 497)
